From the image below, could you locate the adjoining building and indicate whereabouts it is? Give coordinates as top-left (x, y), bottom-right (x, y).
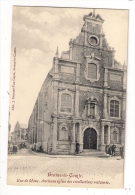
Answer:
top-left (13, 121), bottom-right (28, 146)
top-left (28, 11), bottom-right (126, 155)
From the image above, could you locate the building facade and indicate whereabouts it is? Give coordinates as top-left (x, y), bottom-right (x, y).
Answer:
top-left (28, 12), bottom-right (126, 155)
top-left (13, 121), bottom-right (28, 145)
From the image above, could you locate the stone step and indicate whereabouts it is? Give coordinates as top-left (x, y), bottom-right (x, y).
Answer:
top-left (58, 151), bottom-right (70, 155)
top-left (77, 149), bottom-right (109, 157)
top-left (58, 149), bottom-right (71, 152)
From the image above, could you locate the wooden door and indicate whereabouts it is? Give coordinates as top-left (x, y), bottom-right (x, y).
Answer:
top-left (83, 128), bottom-right (97, 149)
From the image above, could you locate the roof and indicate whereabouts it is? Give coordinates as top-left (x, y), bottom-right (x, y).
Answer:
top-left (19, 123), bottom-right (28, 129)
top-left (83, 12), bottom-right (104, 23)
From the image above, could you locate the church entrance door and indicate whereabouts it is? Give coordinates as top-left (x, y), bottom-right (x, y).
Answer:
top-left (83, 128), bottom-right (97, 149)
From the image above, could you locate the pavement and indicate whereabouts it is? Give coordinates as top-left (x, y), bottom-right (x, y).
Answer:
top-left (8, 148), bottom-right (122, 158)
top-left (7, 148), bottom-right (124, 188)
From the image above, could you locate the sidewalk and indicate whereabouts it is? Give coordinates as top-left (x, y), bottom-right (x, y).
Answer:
top-left (31, 150), bottom-right (122, 160)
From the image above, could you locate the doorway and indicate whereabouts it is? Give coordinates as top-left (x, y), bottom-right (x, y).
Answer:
top-left (83, 128), bottom-right (97, 149)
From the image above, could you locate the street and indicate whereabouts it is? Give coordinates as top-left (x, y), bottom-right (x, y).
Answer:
top-left (7, 148), bottom-right (124, 188)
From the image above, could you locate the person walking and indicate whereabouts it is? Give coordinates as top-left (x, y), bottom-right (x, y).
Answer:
top-left (76, 142), bottom-right (80, 154)
top-left (9, 143), bottom-right (13, 154)
top-left (13, 145), bottom-right (17, 154)
top-left (111, 143), bottom-right (116, 157)
top-left (120, 145), bottom-right (124, 159)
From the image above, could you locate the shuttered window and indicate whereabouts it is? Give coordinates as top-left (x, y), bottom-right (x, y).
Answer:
top-left (61, 93), bottom-right (72, 113)
top-left (110, 100), bottom-right (119, 117)
top-left (88, 63), bottom-right (97, 79)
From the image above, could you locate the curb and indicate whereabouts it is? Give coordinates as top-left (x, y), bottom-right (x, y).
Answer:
top-left (31, 150), bottom-right (122, 159)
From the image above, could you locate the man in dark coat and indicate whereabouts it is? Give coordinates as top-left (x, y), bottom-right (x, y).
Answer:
top-left (112, 143), bottom-right (116, 157)
top-left (76, 142), bottom-right (80, 154)
top-left (13, 145), bottom-right (17, 154)
top-left (107, 144), bottom-right (112, 156)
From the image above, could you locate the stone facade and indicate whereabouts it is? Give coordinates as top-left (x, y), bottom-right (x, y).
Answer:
top-left (13, 121), bottom-right (28, 145)
top-left (28, 12), bottom-right (126, 155)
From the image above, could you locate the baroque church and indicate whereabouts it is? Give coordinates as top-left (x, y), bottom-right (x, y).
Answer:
top-left (28, 11), bottom-right (126, 155)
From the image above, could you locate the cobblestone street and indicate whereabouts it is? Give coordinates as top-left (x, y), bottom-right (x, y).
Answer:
top-left (7, 149), bottom-right (124, 188)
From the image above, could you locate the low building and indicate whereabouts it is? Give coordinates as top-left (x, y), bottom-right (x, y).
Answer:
top-left (28, 11), bottom-right (126, 155)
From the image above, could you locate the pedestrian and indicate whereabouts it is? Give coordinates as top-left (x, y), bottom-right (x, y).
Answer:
top-left (107, 144), bottom-right (112, 156)
top-left (111, 143), bottom-right (116, 157)
top-left (39, 145), bottom-right (42, 152)
top-left (13, 145), bottom-right (15, 154)
top-left (13, 145), bottom-right (17, 154)
top-left (120, 145), bottom-right (124, 159)
top-left (76, 142), bottom-right (80, 154)
top-left (9, 144), bottom-right (13, 154)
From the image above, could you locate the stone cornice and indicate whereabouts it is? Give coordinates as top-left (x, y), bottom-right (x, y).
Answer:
top-left (104, 66), bottom-right (124, 72)
top-left (58, 58), bottom-right (81, 64)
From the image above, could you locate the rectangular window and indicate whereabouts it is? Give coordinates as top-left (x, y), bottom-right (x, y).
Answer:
top-left (110, 100), bottom-right (119, 117)
top-left (61, 93), bottom-right (72, 113)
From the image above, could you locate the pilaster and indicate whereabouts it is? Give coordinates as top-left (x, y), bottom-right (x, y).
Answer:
top-left (70, 122), bottom-right (76, 154)
top-left (79, 122), bottom-right (83, 153)
top-left (75, 63), bottom-right (80, 83)
top-left (75, 85), bottom-right (80, 117)
top-left (53, 82), bottom-right (58, 115)
top-left (69, 39), bottom-right (73, 60)
top-left (100, 123), bottom-right (105, 152)
top-left (103, 89), bottom-right (108, 119)
top-left (107, 124), bottom-right (111, 145)
top-left (104, 68), bottom-right (108, 87)
top-left (51, 117), bottom-right (57, 154)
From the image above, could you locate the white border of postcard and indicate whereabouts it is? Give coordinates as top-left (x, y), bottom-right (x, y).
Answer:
top-left (0, 0), bottom-right (135, 195)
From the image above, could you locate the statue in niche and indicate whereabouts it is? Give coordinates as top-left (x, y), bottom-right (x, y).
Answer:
top-left (81, 96), bottom-right (100, 119)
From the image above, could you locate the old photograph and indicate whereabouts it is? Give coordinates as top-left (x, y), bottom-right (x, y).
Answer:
top-left (7, 7), bottom-right (128, 188)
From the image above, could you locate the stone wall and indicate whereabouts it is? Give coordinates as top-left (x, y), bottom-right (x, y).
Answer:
top-left (108, 70), bottom-right (123, 90)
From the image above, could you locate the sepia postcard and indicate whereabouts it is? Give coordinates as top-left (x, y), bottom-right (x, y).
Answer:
top-left (7, 6), bottom-right (129, 189)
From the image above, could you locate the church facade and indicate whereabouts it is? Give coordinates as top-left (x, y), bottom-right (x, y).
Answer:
top-left (28, 12), bottom-right (126, 155)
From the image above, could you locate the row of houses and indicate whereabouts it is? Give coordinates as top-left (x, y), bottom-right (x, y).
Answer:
top-left (8, 121), bottom-right (28, 146)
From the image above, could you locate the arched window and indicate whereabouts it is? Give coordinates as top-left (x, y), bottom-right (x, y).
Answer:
top-left (110, 100), bottom-right (119, 117)
top-left (88, 63), bottom-right (97, 79)
top-left (61, 93), bottom-right (72, 113)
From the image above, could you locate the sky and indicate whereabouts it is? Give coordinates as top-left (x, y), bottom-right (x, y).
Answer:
top-left (9, 7), bottom-right (129, 132)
